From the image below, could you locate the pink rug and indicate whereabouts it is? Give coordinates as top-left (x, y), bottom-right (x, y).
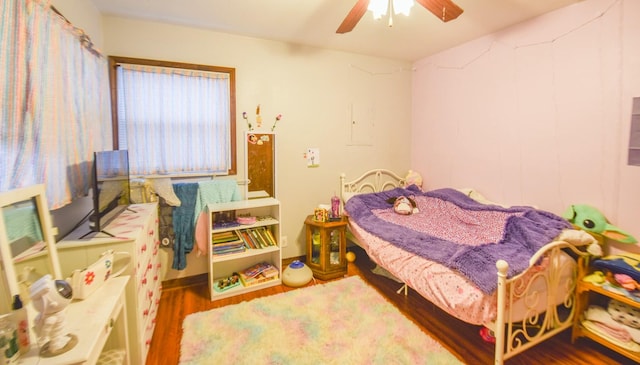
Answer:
top-left (180, 276), bottom-right (461, 364)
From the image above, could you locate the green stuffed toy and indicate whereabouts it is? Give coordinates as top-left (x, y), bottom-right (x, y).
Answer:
top-left (563, 204), bottom-right (637, 244)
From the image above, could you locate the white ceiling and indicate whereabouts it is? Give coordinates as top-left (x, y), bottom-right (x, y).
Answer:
top-left (90, 0), bottom-right (582, 62)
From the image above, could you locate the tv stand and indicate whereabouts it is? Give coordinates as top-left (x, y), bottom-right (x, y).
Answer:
top-left (78, 229), bottom-right (115, 239)
top-left (83, 205), bottom-right (130, 239)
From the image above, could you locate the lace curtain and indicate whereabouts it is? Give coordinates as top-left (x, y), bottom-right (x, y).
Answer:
top-left (0, 0), bottom-right (111, 209)
top-left (116, 64), bottom-right (232, 176)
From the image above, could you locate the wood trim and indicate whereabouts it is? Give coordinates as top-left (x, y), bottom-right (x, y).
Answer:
top-left (107, 56), bottom-right (237, 175)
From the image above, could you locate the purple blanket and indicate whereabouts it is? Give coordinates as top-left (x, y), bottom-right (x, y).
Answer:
top-left (345, 186), bottom-right (571, 294)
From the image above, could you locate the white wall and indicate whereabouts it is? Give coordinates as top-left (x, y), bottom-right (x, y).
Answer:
top-left (412, 0), bottom-right (640, 250)
top-left (51, 0), bottom-right (103, 49)
top-left (101, 17), bottom-right (412, 280)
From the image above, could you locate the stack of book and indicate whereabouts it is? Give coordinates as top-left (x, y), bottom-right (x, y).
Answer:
top-left (238, 262), bottom-right (279, 287)
top-left (238, 227), bottom-right (277, 249)
top-left (211, 230), bottom-right (246, 256)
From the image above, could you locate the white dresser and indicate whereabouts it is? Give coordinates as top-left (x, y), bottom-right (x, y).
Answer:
top-left (18, 276), bottom-right (130, 365)
top-left (59, 203), bottom-right (161, 365)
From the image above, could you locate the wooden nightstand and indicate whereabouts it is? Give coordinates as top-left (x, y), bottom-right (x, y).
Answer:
top-left (304, 215), bottom-right (348, 280)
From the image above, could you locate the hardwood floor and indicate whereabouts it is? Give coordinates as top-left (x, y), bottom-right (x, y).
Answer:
top-left (146, 246), bottom-right (631, 365)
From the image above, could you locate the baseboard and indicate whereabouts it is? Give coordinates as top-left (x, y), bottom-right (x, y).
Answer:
top-left (162, 273), bottom-right (208, 290)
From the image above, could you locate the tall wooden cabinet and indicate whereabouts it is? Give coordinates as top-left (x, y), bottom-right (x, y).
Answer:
top-left (58, 202), bottom-right (161, 365)
top-left (304, 215), bottom-right (348, 280)
top-left (207, 198), bottom-right (282, 300)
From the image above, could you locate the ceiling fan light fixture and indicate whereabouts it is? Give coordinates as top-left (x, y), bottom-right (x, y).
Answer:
top-left (393, 0), bottom-right (414, 16)
top-left (368, 0), bottom-right (414, 20)
top-left (368, 0), bottom-right (389, 20)
top-left (337, 0), bottom-right (461, 34)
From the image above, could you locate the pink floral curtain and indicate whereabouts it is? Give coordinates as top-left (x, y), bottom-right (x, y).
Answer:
top-left (0, 0), bottom-right (110, 209)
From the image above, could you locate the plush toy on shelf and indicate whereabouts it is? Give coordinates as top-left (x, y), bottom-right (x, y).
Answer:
top-left (563, 204), bottom-right (637, 243)
top-left (563, 204), bottom-right (637, 257)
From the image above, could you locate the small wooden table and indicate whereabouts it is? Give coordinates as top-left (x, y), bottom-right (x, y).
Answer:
top-left (304, 215), bottom-right (348, 280)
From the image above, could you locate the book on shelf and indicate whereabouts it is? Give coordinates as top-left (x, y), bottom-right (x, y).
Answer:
top-left (212, 230), bottom-right (246, 255)
top-left (261, 227), bottom-right (277, 246)
top-left (238, 262), bottom-right (279, 287)
top-left (238, 229), bottom-right (256, 249)
top-left (255, 227), bottom-right (272, 247)
top-left (234, 227), bottom-right (277, 250)
top-left (250, 228), bottom-right (267, 248)
top-left (212, 243), bottom-right (245, 256)
top-left (212, 230), bottom-right (243, 244)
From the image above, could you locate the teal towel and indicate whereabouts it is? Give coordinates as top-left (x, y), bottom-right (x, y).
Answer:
top-left (194, 179), bottom-right (242, 223)
top-left (172, 183), bottom-right (199, 270)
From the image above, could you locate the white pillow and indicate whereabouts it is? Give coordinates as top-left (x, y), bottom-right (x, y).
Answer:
top-left (457, 188), bottom-right (508, 207)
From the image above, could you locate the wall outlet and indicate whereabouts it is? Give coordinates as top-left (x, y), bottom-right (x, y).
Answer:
top-left (281, 236), bottom-right (288, 247)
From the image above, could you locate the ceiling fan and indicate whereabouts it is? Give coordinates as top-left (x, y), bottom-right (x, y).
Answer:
top-left (336, 0), bottom-right (463, 34)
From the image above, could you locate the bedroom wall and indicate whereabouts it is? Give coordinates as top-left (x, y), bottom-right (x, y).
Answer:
top-left (50, 0), bottom-right (103, 49)
top-left (411, 0), bottom-right (640, 252)
top-left (101, 16), bottom-right (412, 280)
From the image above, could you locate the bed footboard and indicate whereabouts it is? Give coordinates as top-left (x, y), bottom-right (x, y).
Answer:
top-left (491, 240), bottom-right (591, 365)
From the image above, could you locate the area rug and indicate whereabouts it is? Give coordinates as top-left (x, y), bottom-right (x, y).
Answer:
top-left (180, 276), bottom-right (462, 364)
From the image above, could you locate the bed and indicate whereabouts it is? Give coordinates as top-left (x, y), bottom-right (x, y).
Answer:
top-left (340, 169), bottom-right (596, 365)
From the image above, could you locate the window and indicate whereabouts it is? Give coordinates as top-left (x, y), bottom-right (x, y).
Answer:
top-left (108, 56), bottom-right (236, 176)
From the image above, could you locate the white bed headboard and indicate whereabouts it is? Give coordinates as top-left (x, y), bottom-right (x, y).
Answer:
top-left (340, 169), bottom-right (407, 203)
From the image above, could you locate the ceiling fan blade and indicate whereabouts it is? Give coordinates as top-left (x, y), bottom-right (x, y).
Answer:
top-left (415, 0), bottom-right (463, 22)
top-left (336, 0), bottom-right (370, 34)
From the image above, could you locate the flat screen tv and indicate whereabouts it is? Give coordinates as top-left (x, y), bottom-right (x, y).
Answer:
top-left (87, 150), bottom-right (131, 236)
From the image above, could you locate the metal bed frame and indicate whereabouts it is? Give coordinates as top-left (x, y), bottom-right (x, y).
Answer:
top-left (340, 169), bottom-right (592, 364)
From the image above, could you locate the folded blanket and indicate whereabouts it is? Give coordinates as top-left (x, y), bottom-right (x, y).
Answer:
top-left (345, 186), bottom-right (571, 294)
top-left (593, 254), bottom-right (640, 283)
top-left (194, 179), bottom-right (242, 223)
top-left (193, 179), bottom-right (242, 256)
top-left (582, 321), bottom-right (640, 351)
top-left (586, 305), bottom-right (633, 342)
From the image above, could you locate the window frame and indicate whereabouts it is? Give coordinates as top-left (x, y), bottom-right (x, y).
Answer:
top-left (108, 56), bottom-right (237, 175)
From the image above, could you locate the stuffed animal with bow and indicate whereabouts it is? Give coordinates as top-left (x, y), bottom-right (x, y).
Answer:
top-left (386, 196), bottom-right (419, 215)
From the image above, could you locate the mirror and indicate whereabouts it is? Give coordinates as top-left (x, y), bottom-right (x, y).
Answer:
top-left (245, 132), bottom-right (276, 199)
top-left (0, 184), bottom-right (63, 313)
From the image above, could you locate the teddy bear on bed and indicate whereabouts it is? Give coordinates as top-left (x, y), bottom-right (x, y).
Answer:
top-left (386, 196), bottom-right (419, 215)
